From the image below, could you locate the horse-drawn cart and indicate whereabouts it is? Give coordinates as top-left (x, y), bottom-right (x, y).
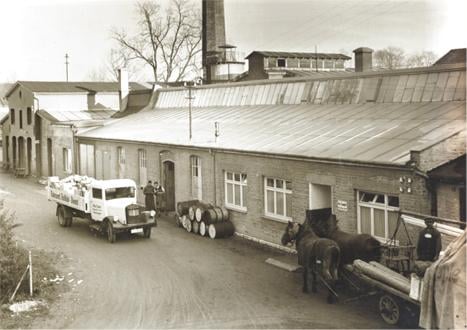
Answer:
top-left (342, 260), bottom-right (421, 327)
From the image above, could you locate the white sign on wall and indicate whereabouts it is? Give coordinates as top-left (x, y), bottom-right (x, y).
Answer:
top-left (337, 200), bottom-right (348, 212)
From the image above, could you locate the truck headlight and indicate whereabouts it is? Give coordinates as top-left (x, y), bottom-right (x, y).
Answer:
top-left (113, 216), bottom-right (119, 222)
top-left (150, 210), bottom-right (156, 217)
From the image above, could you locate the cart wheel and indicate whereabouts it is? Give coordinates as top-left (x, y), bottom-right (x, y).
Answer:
top-left (107, 221), bottom-right (116, 243)
top-left (379, 294), bottom-right (400, 325)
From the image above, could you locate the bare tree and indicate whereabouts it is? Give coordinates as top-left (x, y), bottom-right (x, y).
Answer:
top-left (406, 51), bottom-right (437, 68)
top-left (374, 47), bottom-right (406, 69)
top-left (112, 0), bottom-right (202, 83)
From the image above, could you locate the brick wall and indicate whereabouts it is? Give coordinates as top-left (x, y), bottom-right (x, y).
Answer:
top-left (80, 138), bottom-right (435, 246)
top-left (437, 183), bottom-right (461, 220)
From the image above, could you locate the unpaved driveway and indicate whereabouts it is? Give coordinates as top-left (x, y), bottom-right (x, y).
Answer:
top-left (0, 172), bottom-right (391, 329)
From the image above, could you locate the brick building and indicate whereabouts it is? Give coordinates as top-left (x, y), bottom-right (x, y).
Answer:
top-left (1, 78), bottom-right (151, 177)
top-left (75, 54), bottom-right (466, 247)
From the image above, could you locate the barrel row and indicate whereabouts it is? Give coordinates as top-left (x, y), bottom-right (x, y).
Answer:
top-left (177, 214), bottom-right (235, 239)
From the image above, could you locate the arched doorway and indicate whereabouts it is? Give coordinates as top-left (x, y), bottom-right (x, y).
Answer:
top-left (163, 160), bottom-right (175, 212)
top-left (47, 138), bottom-right (53, 176)
top-left (4, 136), bottom-right (9, 169)
top-left (27, 138), bottom-right (32, 175)
top-left (12, 137), bottom-right (16, 169)
top-left (17, 137), bottom-right (24, 169)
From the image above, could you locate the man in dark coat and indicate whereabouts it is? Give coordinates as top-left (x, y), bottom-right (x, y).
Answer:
top-left (417, 218), bottom-right (442, 261)
top-left (143, 180), bottom-right (156, 211)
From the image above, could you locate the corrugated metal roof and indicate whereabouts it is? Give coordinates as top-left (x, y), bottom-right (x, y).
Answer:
top-left (155, 69), bottom-right (466, 108)
top-left (78, 101), bottom-right (465, 166)
top-left (5, 81), bottom-right (149, 97)
top-left (246, 51), bottom-right (351, 60)
top-left (38, 109), bottom-right (117, 123)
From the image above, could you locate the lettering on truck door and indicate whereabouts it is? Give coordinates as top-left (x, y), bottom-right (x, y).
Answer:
top-left (91, 187), bottom-right (105, 221)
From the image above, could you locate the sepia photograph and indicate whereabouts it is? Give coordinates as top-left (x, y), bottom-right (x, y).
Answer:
top-left (0, 0), bottom-right (465, 329)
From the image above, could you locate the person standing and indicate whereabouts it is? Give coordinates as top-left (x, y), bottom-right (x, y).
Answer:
top-left (143, 180), bottom-right (156, 211)
top-left (417, 218), bottom-right (442, 261)
top-left (154, 181), bottom-right (165, 216)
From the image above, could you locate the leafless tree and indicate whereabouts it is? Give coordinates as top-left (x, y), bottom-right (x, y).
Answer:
top-left (374, 47), bottom-right (406, 69)
top-left (112, 0), bottom-right (202, 83)
top-left (406, 51), bottom-right (437, 68)
top-left (86, 48), bottom-right (142, 82)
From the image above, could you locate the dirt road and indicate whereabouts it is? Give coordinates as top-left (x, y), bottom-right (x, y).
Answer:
top-left (0, 172), bottom-right (391, 329)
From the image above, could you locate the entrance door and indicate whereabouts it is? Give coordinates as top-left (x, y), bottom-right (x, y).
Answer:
top-left (18, 137), bottom-right (24, 169)
top-left (163, 161), bottom-right (175, 211)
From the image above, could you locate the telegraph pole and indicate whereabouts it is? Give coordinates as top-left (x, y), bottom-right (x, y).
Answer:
top-left (65, 53), bottom-right (69, 82)
top-left (185, 81), bottom-right (196, 141)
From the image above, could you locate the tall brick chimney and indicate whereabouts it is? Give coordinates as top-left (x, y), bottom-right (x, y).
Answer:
top-left (353, 47), bottom-right (373, 72)
top-left (202, 0), bottom-right (226, 83)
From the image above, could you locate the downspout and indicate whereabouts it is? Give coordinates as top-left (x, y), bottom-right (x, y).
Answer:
top-left (211, 148), bottom-right (217, 205)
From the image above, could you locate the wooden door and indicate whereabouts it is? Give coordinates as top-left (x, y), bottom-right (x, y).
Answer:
top-left (163, 161), bottom-right (175, 211)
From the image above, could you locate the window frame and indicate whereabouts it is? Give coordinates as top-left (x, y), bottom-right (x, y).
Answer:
top-left (357, 190), bottom-right (400, 242)
top-left (190, 155), bottom-right (202, 200)
top-left (138, 149), bottom-right (147, 185)
top-left (10, 109), bottom-right (15, 125)
top-left (224, 171), bottom-right (247, 212)
top-left (264, 177), bottom-right (293, 222)
top-left (277, 58), bottom-right (286, 68)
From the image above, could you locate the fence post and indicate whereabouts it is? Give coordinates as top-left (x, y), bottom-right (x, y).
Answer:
top-left (29, 250), bottom-right (33, 296)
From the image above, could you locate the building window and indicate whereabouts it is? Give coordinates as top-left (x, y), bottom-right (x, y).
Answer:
top-left (63, 148), bottom-right (72, 173)
top-left (299, 58), bottom-right (311, 68)
top-left (335, 59), bottom-right (345, 69)
top-left (138, 149), bottom-right (147, 185)
top-left (117, 147), bottom-right (126, 178)
top-left (357, 191), bottom-right (400, 241)
top-left (225, 171), bottom-right (247, 211)
top-left (10, 109), bottom-right (15, 125)
top-left (27, 107), bottom-right (32, 125)
top-left (267, 57), bottom-right (276, 68)
top-left (287, 58), bottom-right (299, 68)
top-left (190, 155), bottom-right (202, 200)
top-left (264, 177), bottom-right (292, 221)
top-left (324, 60), bottom-right (334, 69)
top-left (277, 58), bottom-right (286, 68)
top-left (19, 110), bottom-right (23, 129)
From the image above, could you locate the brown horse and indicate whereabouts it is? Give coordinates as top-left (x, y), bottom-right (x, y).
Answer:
top-left (310, 213), bottom-right (381, 266)
top-left (281, 221), bottom-right (340, 303)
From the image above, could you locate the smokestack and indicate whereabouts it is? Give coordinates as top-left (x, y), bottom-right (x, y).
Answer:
top-left (202, 0), bottom-right (226, 83)
top-left (118, 68), bottom-right (129, 111)
top-left (353, 47), bottom-right (373, 72)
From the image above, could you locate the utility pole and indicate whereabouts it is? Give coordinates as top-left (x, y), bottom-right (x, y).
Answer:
top-left (65, 53), bottom-right (69, 82)
top-left (185, 81), bottom-right (196, 141)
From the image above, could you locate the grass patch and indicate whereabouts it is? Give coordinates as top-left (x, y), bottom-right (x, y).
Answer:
top-left (0, 202), bottom-right (68, 329)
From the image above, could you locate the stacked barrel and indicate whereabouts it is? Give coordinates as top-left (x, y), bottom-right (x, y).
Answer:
top-left (176, 200), bottom-right (234, 239)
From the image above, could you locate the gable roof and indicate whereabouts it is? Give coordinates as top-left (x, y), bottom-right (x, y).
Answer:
top-left (246, 51), bottom-right (351, 60)
top-left (37, 109), bottom-right (117, 124)
top-left (434, 48), bottom-right (466, 66)
top-left (5, 81), bottom-right (150, 98)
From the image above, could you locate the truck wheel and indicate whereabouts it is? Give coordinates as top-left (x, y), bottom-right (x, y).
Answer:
top-left (65, 217), bottom-right (73, 227)
top-left (107, 222), bottom-right (116, 243)
top-left (379, 294), bottom-right (400, 325)
top-left (57, 206), bottom-right (67, 227)
top-left (143, 227), bottom-right (151, 238)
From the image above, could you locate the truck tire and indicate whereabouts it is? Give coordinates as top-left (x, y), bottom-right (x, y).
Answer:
top-left (143, 227), bottom-right (151, 238)
top-left (57, 205), bottom-right (72, 227)
top-left (107, 221), bottom-right (116, 243)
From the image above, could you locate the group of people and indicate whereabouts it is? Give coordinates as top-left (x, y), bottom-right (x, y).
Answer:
top-left (143, 180), bottom-right (165, 215)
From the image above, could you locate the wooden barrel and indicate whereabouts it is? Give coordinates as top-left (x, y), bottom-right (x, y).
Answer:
top-left (208, 221), bottom-right (235, 239)
top-left (192, 220), bottom-right (200, 234)
top-left (186, 219), bottom-right (193, 233)
top-left (220, 207), bottom-right (229, 221)
top-left (199, 221), bottom-right (207, 236)
top-left (181, 215), bottom-right (188, 229)
top-left (203, 208), bottom-right (217, 224)
top-left (195, 207), bottom-right (204, 222)
top-left (175, 215), bottom-right (182, 227)
top-left (188, 206), bottom-right (196, 221)
top-left (177, 200), bottom-right (199, 215)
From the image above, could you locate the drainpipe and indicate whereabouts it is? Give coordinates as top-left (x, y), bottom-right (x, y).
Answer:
top-left (211, 148), bottom-right (217, 205)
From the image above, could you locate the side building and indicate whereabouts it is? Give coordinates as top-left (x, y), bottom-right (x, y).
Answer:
top-left (1, 78), bottom-right (151, 178)
top-left (76, 54), bottom-right (466, 248)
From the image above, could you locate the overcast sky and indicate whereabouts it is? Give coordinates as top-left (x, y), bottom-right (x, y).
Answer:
top-left (0, 0), bottom-right (465, 82)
